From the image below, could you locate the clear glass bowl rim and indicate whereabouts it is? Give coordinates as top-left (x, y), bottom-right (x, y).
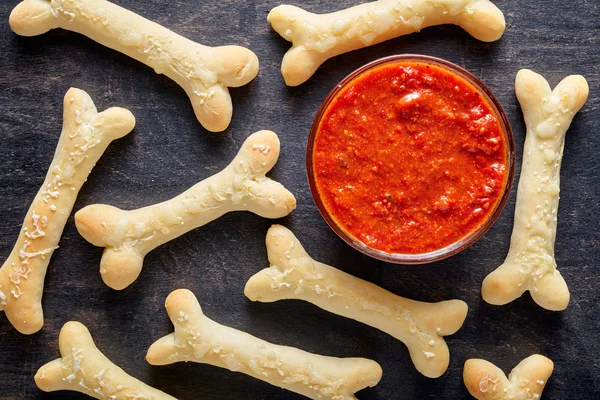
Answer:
top-left (306, 54), bottom-right (516, 265)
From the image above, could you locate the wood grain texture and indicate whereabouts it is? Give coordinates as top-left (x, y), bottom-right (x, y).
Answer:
top-left (0, 0), bottom-right (598, 399)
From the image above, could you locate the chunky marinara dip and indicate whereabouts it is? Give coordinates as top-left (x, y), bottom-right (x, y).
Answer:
top-left (310, 58), bottom-right (510, 256)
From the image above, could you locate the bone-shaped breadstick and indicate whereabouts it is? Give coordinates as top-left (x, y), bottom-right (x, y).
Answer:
top-left (482, 70), bottom-right (589, 311)
top-left (75, 130), bottom-right (296, 290)
top-left (463, 355), bottom-right (553, 400)
top-left (147, 289), bottom-right (382, 400)
top-left (9, 0), bottom-right (259, 132)
top-left (35, 321), bottom-right (176, 399)
top-left (0, 88), bottom-right (134, 334)
top-left (268, 0), bottom-right (505, 86)
top-left (244, 225), bottom-right (468, 378)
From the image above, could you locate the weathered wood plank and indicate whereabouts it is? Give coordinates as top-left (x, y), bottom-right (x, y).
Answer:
top-left (0, 0), bottom-right (598, 399)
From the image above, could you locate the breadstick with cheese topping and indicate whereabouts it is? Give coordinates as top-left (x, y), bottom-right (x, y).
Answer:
top-left (9, 0), bottom-right (259, 132)
top-left (75, 130), bottom-right (296, 290)
top-left (147, 289), bottom-right (382, 400)
top-left (0, 88), bottom-right (134, 334)
top-left (268, 0), bottom-right (505, 86)
top-left (35, 321), bottom-right (176, 399)
top-left (245, 225), bottom-right (468, 378)
top-left (463, 354), bottom-right (553, 400)
top-left (482, 69), bottom-right (589, 311)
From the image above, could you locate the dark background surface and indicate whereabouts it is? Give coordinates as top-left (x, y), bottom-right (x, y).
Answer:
top-left (0, 0), bottom-right (598, 399)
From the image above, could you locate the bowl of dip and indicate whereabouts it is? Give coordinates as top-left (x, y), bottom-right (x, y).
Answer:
top-left (307, 55), bottom-right (515, 264)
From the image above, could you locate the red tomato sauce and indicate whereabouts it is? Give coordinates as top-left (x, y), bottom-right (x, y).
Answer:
top-left (312, 61), bottom-right (508, 254)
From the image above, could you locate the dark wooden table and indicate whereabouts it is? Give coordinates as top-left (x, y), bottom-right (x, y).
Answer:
top-left (0, 1), bottom-right (598, 399)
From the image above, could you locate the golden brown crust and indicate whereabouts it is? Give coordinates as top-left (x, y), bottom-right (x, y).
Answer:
top-left (74, 131), bottom-right (296, 290)
top-left (0, 88), bottom-right (134, 334)
top-left (9, 0), bottom-right (259, 132)
top-left (35, 321), bottom-right (176, 399)
top-left (482, 70), bottom-right (589, 311)
top-left (268, 0), bottom-right (505, 86)
top-left (463, 355), bottom-right (554, 399)
top-left (245, 225), bottom-right (468, 378)
top-left (147, 289), bottom-right (382, 400)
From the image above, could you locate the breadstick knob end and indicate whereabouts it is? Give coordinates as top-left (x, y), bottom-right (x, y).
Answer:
top-left (100, 248), bottom-right (144, 290)
top-left (530, 272), bottom-right (570, 311)
top-left (281, 47), bottom-right (324, 86)
top-left (267, 5), bottom-right (304, 41)
top-left (7, 303), bottom-right (44, 335)
top-left (482, 262), bottom-right (526, 305)
top-left (459, 0), bottom-right (506, 42)
top-left (75, 205), bottom-right (116, 247)
top-left (93, 107), bottom-right (137, 141)
top-left (146, 334), bottom-right (178, 366)
top-left (213, 46), bottom-right (260, 87)
top-left (34, 359), bottom-right (64, 392)
top-left (10, 0), bottom-right (57, 37)
top-left (463, 358), bottom-right (507, 399)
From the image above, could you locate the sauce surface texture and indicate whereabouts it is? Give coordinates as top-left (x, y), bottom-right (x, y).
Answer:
top-left (313, 61), bottom-right (508, 255)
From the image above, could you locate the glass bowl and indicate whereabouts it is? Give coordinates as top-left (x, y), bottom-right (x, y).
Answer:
top-left (307, 55), bottom-right (515, 264)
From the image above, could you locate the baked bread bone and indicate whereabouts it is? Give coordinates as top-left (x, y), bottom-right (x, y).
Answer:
top-left (463, 355), bottom-right (553, 400)
top-left (268, 0), bottom-right (505, 86)
top-left (147, 289), bottom-right (382, 400)
top-left (0, 88), bottom-right (134, 335)
top-left (9, 0), bottom-right (259, 132)
top-left (35, 321), bottom-right (176, 399)
top-left (482, 70), bottom-right (589, 311)
top-left (74, 130), bottom-right (296, 291)
top-left (244, 225), bottom-right (468, 378)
